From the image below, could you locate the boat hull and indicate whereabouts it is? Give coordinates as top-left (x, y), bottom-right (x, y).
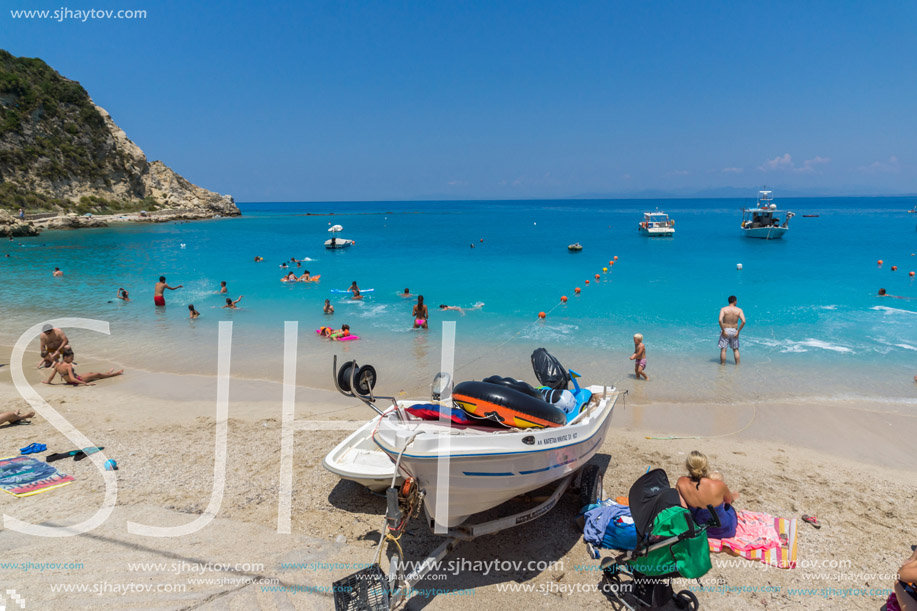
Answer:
top-left (322, 417), bottom-right (401, 491)
top-left (374, 387), bottom-right (616, 527)
top-left (638, 227), bottom-right (674, 237)
top-left (742, 227), bottom-right (787, 239)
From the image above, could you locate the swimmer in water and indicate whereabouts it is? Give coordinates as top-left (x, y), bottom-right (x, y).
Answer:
top-left (350, 281), bottom-right (362, 300)
top-left (413, 295), bottom-right (429, 329)
top-left (400, 288), bottom-right (413, 298)
top-left (52, 267), bottom-right (63, 277)
top-left (117, 288), bottom-right (130, 301)
top-left (323, 299), bottom-right (334, 314)
top-left (223, 295), bottom-right (244, 309)
top-left (438, 303), bottom-right (483, 316)
top-left (298, 269), bottom-right (312, 282)
top-left (220, 281), bottom-right (228, 294)
top-left (188, 304), bottom-right (200, 319)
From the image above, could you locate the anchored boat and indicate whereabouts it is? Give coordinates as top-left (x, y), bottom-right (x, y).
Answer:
top-left (324, 224), bottom-right (354, 249)
top-left (638, 210), bottom-right (675, 237)
top-left (741, 190), bottom-right (794, 239)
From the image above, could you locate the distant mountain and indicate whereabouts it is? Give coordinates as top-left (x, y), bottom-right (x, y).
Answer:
top-left (0, 49), bottom-right (238, 221)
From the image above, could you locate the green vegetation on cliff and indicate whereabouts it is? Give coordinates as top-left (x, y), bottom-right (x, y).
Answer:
top-left (0, 49), bottom-right (153, 212)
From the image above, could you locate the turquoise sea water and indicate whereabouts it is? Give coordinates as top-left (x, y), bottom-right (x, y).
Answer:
top-left (2, 198), bottom-right (916, 409)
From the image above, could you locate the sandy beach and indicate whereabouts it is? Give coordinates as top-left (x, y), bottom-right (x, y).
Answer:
top-left (1, 342), bottom-right (914, 611)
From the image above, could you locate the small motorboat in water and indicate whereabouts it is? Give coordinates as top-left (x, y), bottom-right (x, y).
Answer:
top-left (324, 224), bottom-right (354, 249)
top-left (637, 210), bottom-right (675, 237)
top-left (741, 190), bottom-right (794, 239)
top-left (568, 242), bottom-right (583, 251)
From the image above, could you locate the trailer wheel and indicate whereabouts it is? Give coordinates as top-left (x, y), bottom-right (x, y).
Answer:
top-left (674, 590), bottom-right (699, 610)
top-left (580, 464), bottom-right (604, 508)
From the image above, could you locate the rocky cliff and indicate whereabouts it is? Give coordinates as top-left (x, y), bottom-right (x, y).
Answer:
top-left (0, 49), bottom-right (239, 234)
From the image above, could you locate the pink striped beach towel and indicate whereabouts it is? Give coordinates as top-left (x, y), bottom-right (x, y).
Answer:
top-left (708, 510), bottom-right (798, 569)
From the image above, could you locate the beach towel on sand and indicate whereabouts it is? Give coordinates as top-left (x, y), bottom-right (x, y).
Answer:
top-left (708, 510), bottom-right (798, 569)
top-left (0, 455), bottom-right (75, 497)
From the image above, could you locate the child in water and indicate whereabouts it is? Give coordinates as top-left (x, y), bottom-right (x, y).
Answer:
top-left (629, 333), bottom-right (649, 381)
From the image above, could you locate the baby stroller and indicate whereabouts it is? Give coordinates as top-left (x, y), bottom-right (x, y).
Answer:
top-left (601, 469), bottom-right (719, 610)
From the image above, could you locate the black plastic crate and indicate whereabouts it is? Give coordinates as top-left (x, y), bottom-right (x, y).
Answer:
top-left (333, 564), bottom-right (390, 611)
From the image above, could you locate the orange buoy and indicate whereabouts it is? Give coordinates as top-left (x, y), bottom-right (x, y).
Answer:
top-left (878, 260), bottom-right (883, 265)
top-left (609, 260), bottom-right (613, 265)
top-left (538, 311), bottom-right (546, 319)
top-left (613, 256), bottom-right (618, 261)
top-left (892, 266), bottom-right (898, 271)
top-left (595, 274), bottom-right (600, 280)
top-left (574, 287), bottom-right (581, 294)
top-left (585, 280), bottom-right (590, 285)
top-left (603, 267), bottom-right (608, 272)
top-left (910, 271), bottom-right (915, 277)
top-left (561, 295), bottom-right (568, 302)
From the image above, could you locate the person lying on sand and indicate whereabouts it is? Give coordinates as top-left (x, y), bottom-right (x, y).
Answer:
top-left (37, 324), bottom-right (69, 369)
top-left (891, 546), bottom-right (917, 611)
top-left (675, 450), bottom-right (739, 539)
top-left (223, 296), bottom-right (243, 309)
top-left (0, 409), bottom-right (35, 427)
top-left (117, 288), bottom-right (130, 301)
top-left (43, 348), bottom-right (123, 386)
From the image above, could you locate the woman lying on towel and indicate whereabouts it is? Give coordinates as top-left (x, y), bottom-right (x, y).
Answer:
top-left (676, 450), bottom-right (739, 539)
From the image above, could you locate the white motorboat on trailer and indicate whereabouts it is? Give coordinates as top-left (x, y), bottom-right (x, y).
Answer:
top-left (638, 210), bottom-right (675, 237)
top-left (325, 224), bottom-right (354, 249)
top-left (327, 351), bottom-right (619, 610)
top-left (741, 190), bottom-right (794, 239)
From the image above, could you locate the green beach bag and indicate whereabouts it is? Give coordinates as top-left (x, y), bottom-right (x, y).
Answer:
top-left (629, 506), bottom-right (712, 579)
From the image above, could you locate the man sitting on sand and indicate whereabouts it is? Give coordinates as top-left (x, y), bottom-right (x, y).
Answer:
top-left (154, 275), bottom-right (183, 306)
top-left (43, 348), bottom-right (123, 386)
top-left (52, 267), bottom-right (63, 277)
top-left (223, 296), bottom-right (243, 309)
top-left (37, 324), bottom-right (69, 369)
top-left (675, 451), bottom-right (739, 539)
top-left (0, 409), bottom-right (35, 427)
top-left (718, 295), bottom-right (746, 365)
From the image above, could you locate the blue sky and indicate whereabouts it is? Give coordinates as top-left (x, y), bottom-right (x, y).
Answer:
top-left (4, 1), bottom-right (916, 200)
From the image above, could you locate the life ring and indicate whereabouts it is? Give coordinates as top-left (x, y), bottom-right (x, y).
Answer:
top-left (453, 380), bottom-right (565, 429)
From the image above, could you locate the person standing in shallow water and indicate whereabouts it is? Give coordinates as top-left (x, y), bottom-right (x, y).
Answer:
top-left (718, 295), bottom-right (746, 365)
top-left (154, 275), bottom-right (183, 306)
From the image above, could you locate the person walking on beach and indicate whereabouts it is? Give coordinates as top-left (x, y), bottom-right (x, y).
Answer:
top-left (629, 333), bottom-right (649, 380)
top-left (37, 324), bottom-right (69, 369)
top-left (52, 267), bottom-right (63, 277)
top-left (413, 295), bottom-right (429, 329)
top-left (223, 296), bottom-right (243, 309)
top-left (154, 275), bottom-right (182, 306)
top-left (718, 295), bottom-right (746, 365)
top-left (43, 348), bottom-right (123, 386)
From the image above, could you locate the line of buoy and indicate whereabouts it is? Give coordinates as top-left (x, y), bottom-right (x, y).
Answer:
top-left (541, 256), bottom-right (619, 318)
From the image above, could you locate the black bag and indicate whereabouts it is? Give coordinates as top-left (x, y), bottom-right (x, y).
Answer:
top-left (530, 348), bottom-right (570, 390)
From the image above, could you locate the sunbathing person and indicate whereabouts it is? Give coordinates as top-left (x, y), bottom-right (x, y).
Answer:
top-left (675, 450), bottom-right (739, 538)
top-left (43, 349), bottom-right (123, 386)
top-left (318, 324), bottom-right (351, 340)
top-left (0, 409), bottom-right (35, 427)
top-left (893, 546), bottom-right (917, 611)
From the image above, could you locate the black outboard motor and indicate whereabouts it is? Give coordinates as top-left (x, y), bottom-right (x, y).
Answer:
top-left (531, 348), bottom-right (570, 390)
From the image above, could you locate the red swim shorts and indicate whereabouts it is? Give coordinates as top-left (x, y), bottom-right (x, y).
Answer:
top-left (154, 295), bottom-right (166, 306)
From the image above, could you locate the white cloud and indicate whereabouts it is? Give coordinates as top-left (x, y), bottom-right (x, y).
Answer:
top-left (759, 153), bottom-right (793, 171)
top-left (758, 153), bottom-right (830, 173)
top-left (858, 155), bottom-right (900, 174)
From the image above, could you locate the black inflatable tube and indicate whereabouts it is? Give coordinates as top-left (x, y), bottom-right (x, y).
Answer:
top-left (453, 380), bottom-right (566, 428)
